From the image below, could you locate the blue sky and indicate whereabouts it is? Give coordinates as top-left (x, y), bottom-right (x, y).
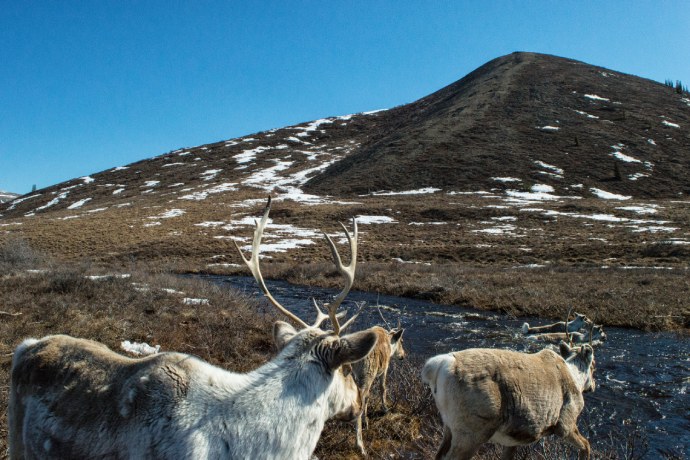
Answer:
top-left (2, 1), bottom-right (689, 194)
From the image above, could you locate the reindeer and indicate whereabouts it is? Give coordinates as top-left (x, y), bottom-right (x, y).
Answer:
top-left (521, 310), bottom-right (591, 335)
top-left (422, 342), bottom-right (596, 460)
top-left (528, 324), bottom-right (607, 345)
top-left (9, 197), bottom-right (377, 460)
top-left (350, 308), bottom-right (406, 456)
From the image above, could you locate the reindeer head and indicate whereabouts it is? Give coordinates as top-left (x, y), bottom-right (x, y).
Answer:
top-left (559, 341), bottom-right (596, 393)
top-left (237, 197), bottom-right (376, 422)
top-left (390, 328), bottom-right (406, 360)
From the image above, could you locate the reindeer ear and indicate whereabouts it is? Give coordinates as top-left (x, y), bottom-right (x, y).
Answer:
top-left (273, 321), bottom-right (297, 350)
top-left (391, 328), bottom-right (404, 343)
top-left (558, 341), bottom-right (573, 358)
top-left (328, 330), bottom-right (377, 370)
top-left (580, 344), bottom-right (594, 363)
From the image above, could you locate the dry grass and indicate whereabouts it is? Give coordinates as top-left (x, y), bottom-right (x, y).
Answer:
top-left (258, 261), bottom-right (690, 331)
top-left (2, 194), bottom-right (688, 331)
top-left (0, 242), bottom-right (677, 459)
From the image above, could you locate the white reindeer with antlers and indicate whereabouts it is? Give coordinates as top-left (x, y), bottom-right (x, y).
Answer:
top-left (9, 197), bottom-right (376, 460)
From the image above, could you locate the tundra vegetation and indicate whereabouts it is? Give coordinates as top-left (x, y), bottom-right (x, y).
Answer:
top-left (3, 240), bottom-right (681, 459)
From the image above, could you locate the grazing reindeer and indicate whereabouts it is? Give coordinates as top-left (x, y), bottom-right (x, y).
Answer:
top-left (350, 309), bottom-right (406, 456)
top-left (422, 342), bottom-right (596, 460)
top-left (528, 324), bottom-right (607, 345)
top-left (9, 198), bottom-right (377, 460)
top-left (521, 310), bottom-right (591, 335)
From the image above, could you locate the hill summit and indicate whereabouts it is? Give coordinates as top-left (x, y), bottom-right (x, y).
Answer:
top-left (305, 52), bottom-right (690, 197)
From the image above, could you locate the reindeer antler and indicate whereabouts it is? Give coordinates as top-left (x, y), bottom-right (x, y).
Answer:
top-left (322, 219), bottom-right (358, 335)
top-left (236, 198), bottom-right (361, 334)
top-left (234, 197), bottom-right (310, 329)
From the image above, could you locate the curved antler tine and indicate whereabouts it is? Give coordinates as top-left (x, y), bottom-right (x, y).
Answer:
top-left (322, 218), bottom-right (358, 335)
top-left (339, 301), bottom-right (367, 333)
top-left (311, 298), bottom-right (330, 328)
top-left (376, 306), bottom-right (392, 330)
top-left (234, 197), bottom-right (309, 329)
top-left (565, 306), bottom-right (573, 346)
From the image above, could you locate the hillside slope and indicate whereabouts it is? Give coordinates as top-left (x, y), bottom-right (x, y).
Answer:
top-left (305, 52), bottom-right (690, 197)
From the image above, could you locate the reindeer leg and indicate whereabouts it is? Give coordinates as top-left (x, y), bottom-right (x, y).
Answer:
top-left (379, 369), bottom-right (389, 414)
top-left (437, 426), bottom-right (482, 460)
top-left (501, 446), bottom-right (517, 460)
top-left (435, 425), bottom-right (452, 460)
top-left (562, 427), bottom-right (591, 460)
top-left (355, 412), bottom-right (366, 456)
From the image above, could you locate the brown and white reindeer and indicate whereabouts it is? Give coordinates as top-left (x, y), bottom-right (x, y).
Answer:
top-left (422, 341), bottom-right (596, 460)
top-left (350, 308), bottom-right (406, 456)
top-left (528, 324), bottom-right (607, 345)
top-left (9, 197), bottom-right (377, 460)
top-left (521, 310), bottom-right (591, 335)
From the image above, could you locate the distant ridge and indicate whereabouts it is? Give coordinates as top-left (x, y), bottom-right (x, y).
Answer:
top-left (1, 52), bottom-right (689, 218)
top-left (0, 190), bottom-right (19, 204)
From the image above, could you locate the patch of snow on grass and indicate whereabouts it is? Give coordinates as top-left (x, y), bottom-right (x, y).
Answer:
top-left (662, 120), bottom-right (680, 128)
top-left (574, 110), bottom-right (599, 119)
top-left (183, 298), bottom-right (209, 305)
top-left (36, 192), bottom-right (69, 211)
top-left (370, 187), bottom-right (441, 196)
top-left (86, 274), bottom-right (131, 281)
top-left (585, 94), bottom-right (609, 102)
top-left (234, 146), bottom-right (271, 164)
top-left (628, 173), bottom-right (650, 181)
top-left (113, 188), bottom-right (125, 195)
top-left (629, 226), bottom-right (678, 233)
top-left (610, 144), bottom-right (641, 163)
top-left (474, 224), bottom-right (517, 235)
top-left (647, 139), bottom-right (656, 146)
top-left (356, 216), bottom-right (397, 224)
top-left (590, 188), bottom-right (631, 200)
top-left (142, 181), bottom-right (160, 188)
top-left (144, 221), bottom-right (161, 227)
top-left (163, 163), bottom-right (185, 167)
top-left (80, 176), bottom-right (95, 184)
top-left (111, 166), bottom-right (129, 171)
top-left (492, 177), bottom-right (521, 183)
top-left (531, 184), bottom-right (554, 193)
top-left (67, 198), bottom-right (92, 209)
top-left (539, 125), bottom-right (560, 131)
top-left (616, 205), bottom-right (658, 214)
top-left (201, 169), bottom-right (222, 181)
top-left (149, 209), bottom-right (185, 219)
top-left (534, 161), bottom-right (564, 175)
top-left (179, 183), bottom-right (236, 201)
top-left (293, 118), bottom-right (335, 137)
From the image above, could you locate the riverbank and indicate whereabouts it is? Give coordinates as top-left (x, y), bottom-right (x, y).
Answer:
top-left (208, 260), bottom-right (689, 332)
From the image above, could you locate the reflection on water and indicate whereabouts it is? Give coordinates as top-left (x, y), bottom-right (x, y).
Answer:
top-left (201, 275), bottom-right (690, 458)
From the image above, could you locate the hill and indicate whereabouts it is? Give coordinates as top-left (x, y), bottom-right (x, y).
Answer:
top-left (0, 52), bottom-right (688, 330)
top-left (305, 52), bottom-right (690, 197)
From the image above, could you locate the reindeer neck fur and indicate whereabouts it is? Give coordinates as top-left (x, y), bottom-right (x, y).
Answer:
top-left (187, 327), bottom-right (343, 459)
top-left (562, 352), bottom-right (593, 393)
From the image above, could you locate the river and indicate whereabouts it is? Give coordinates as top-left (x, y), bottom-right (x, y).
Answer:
top-left (199, 275), bottom-right (690, 458)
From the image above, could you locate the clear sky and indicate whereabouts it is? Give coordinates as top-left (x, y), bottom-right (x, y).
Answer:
top-left (2, 1), bottom-right (689, 194)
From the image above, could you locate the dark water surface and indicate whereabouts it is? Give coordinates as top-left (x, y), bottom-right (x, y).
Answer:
top-left (200, 275), bottom-right (689, 458)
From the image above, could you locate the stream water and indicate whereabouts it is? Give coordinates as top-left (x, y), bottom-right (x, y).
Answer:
top-left (200, 275), bottom-right (689, 458)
